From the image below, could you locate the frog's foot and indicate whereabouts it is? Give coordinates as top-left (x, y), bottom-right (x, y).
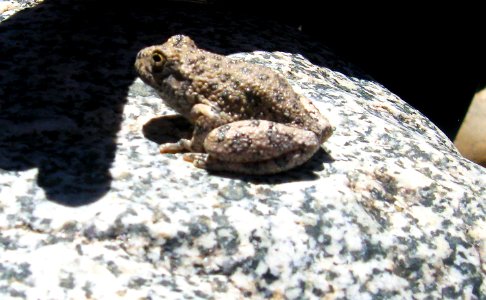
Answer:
top-left (159, 139), bottom-right (192, 153)
top-left (183, 153), bottom-right (208, 168)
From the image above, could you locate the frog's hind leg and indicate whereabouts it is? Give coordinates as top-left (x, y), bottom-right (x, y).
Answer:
top-left (184, 120), bottom-right (321, 175)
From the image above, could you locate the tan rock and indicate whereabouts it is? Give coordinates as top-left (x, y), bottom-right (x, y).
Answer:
top-left (454, 88), bottom-right (486, 167)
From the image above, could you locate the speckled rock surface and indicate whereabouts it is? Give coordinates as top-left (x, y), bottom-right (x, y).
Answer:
top-left (1, 1), bottom-right (485, 299)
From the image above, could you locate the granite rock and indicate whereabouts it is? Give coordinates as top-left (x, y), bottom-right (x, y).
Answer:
top-left (1, 1), bottom-right (485, 299)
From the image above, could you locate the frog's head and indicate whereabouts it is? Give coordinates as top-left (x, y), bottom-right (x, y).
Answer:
top-left (134, 35), bottom-right (196, 91)
top-left (135, 35), bottom-right (199, 115)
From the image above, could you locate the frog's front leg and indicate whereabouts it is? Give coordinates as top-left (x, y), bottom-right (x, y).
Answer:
top-left (159, 103), bottom-right (226, 154)
top-left (184, 120), bottom-right (321, 174)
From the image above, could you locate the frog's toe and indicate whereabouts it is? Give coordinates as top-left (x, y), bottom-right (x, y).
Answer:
top-left (160, 143), bottom-right (183, 154)
top-left (183, 153), bottom-right (208, 169)
top-left (160, 139), bottom-right (192, 153)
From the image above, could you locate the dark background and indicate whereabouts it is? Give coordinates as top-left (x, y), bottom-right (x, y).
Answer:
top-left (213, 1), bottom-right (486, 139)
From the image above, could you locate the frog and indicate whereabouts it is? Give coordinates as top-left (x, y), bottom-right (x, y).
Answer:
top-left (134, 35), bottom-right (332, 174)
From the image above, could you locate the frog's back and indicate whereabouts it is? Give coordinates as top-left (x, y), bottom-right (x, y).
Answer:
top-left (225, 58), bottom-right (330, 140)
top-left (160, 36), bottom-right (331, 141)
top-left (184, 52), bottom-right (310, 117)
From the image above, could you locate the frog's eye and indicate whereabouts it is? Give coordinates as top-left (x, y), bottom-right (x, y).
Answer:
top-left (151, 51), bottom-right (166, 73)
top-left (152, 53), bottom-right (164, 63)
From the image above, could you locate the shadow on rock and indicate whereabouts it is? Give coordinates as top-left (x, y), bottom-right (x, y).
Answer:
top-left (0, 0), bottom-right (352, 205)
top-left (0, 1), bottom-right (134, 205)
top-left (142, 115), bottom-right (193, 145)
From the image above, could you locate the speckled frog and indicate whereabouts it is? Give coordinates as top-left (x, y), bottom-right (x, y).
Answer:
top-left (135, 35), bottom-right (332, 174)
